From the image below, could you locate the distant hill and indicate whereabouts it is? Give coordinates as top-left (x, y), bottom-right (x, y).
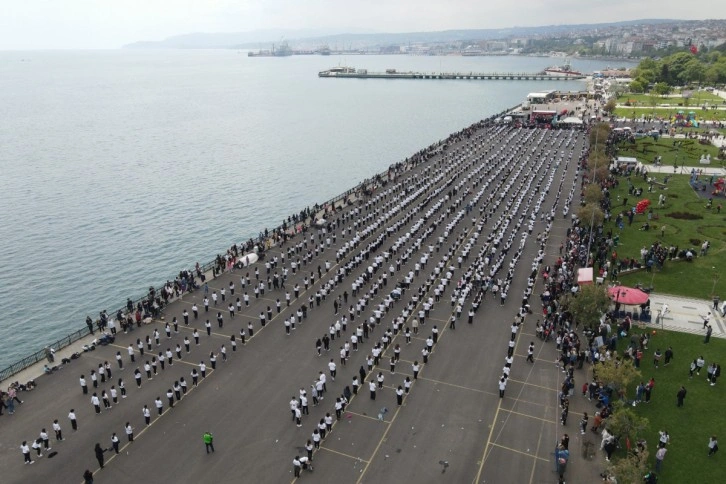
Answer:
top-left (124, 28), bottom-right (379, 49)
top-left (124, 19), bottom-right (680, 50)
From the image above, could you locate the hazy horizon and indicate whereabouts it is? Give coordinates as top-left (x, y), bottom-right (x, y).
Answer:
top-left (1, 0), bottom-right (725, 50)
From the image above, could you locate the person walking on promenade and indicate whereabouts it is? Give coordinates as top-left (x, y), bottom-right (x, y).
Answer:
top-left (80, 375), bottom-right (88, 394)
top-left (704, 324), bottom-right (712, 344)
top-left (526, 342), bottom-right (535, 363)
top-left (128, 344), bottom-right (135, 363)
top-left (111, 433), bottom-right (120, 454)
top-left (676, 386), bottom-right (687, 407)
top-left (369, 380), bottom-right (376, 400)
top-left (708, 435), bottom-right (718, 456)
top-left (499, 376), bottom-right (507, 398)
top-left (203, 431), bottom-right (215, 453)
top-left (94, 443), bottom-right (106, 469)
top-left (125, 422), bottom-right (134, 442)
top-left (68, 409), bottom-right (78, 431)
top-left (116, 351), bottom-right (124, 369)
top-left (155, 397), bottom-right (163, 415)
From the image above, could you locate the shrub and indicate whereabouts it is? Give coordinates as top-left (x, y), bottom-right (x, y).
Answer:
top-left (689, 238), bottom-right (702, 245)
top-left (666, 212), bottom-right (703, 220)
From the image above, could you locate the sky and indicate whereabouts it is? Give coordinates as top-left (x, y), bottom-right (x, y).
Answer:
top-left (1, 0), bottom-right (725, 50)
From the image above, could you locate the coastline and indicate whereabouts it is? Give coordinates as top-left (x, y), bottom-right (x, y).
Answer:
top-left (0, 103), bottom-right (521, 387)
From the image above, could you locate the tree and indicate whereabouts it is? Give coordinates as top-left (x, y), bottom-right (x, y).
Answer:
top-left (559, 283), bottom-right (610, 328)
top-left (578, 203), bottom-right (605, 228)
top-left (681, 60), bottom-right (706, 85)
top-left (593, 360), bottom-right (641, 394)
top-left (607, 448), bottom-right (650, 483)
top-left (629, 79), bottom-right (645, 93)
top-left (589, 123), bottom-right (611, 148)
top-left (603, 98), bottom-right (617, 114)
top-left (653, 82), bottom-right (671, 96)
top-left (584, 184), bottom-right (604, 205)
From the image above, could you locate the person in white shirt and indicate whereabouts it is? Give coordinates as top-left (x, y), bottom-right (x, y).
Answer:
top-left (143, 405), bottom-right (151, 425)
top-left (91, 393), bottom-right (101, 414)
top-left (68, 409), bottom-right (78, 431)
top-left (21, 441), bottom-right (33, 464)
top-left (52, 419), bottom-right (64, 441)
top-left (328, 359), bottom-right (337, 381)
top-left (125, 422), bottom-right (134, 442)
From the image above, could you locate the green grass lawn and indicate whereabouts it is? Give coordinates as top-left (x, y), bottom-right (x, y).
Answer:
top-left (613, 107), bottom-right (726, 122)
top-left (610, 329), bottom-right (725, 483)
top-left (617, 92), bottom-right (725, 105)
top-left (613, 138), bottom-right (723, 169)
top-left (601, 175), bottom-right (726, 298)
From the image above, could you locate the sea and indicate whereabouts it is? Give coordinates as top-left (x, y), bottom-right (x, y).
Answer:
top-left (0, 50), bottom-right (634, 368)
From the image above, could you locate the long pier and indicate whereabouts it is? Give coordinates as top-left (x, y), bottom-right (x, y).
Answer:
top-left (319, 69), bottom-right (586, 81)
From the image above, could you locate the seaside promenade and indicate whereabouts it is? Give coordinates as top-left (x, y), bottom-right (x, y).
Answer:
top-left (3, 119), bottom-right (710, 484)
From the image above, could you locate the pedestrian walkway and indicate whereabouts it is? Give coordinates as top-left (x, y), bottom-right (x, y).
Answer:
top-left (648, 293), bottom-right (725, 339)
top-left (0, 122), bottom-right (594, 484)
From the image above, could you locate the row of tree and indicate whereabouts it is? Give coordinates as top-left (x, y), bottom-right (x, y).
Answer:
top-left (630, 50), bottom-right (726, 92)
top-left (559, 124), bottom-right (651, 480)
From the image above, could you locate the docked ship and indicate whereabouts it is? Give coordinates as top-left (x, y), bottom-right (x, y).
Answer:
top-left (248, 41), bottom-right (293, 57)
top-left (543, 63), bottom-right (582, 77)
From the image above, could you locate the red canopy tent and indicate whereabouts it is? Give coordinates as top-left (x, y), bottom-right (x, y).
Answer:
top-left (608, 286), bottom-right (649, 305)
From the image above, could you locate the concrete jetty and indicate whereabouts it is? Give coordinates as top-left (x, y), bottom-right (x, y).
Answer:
top-left (2, 120), bottom-right (609, 484)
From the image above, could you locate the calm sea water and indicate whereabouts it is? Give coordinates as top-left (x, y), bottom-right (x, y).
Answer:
top-left (0, 51), bottom-right (631, 367)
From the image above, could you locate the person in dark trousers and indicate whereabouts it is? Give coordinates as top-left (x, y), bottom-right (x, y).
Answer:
top-left (704, 324), bottom-right (712, 344)
top-left (203, 431), bottom-right (215, 453)
top-left (111, 433), bottom-right (120, 454)
top-left (83, 469), bottom-right (94, 484)
top-left (94, 443), bottom-right (105, 469)
top-left (676, 386), bottom-right (687, 407)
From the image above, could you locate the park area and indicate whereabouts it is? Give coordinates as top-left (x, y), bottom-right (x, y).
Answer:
top-left (616, 91), bottom-right (725, 107)
top-left (609, 329), bottom-right (725, 484)
top-left (579, 126), bottom-right (726, 482)
top-left (603, 172), bottom-right (724, 298)
top-left (613, 137), bottom-right (723, 169)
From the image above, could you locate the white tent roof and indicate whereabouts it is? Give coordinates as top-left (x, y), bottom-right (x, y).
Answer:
top-left (560, 116), bottom-right (583, 125)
